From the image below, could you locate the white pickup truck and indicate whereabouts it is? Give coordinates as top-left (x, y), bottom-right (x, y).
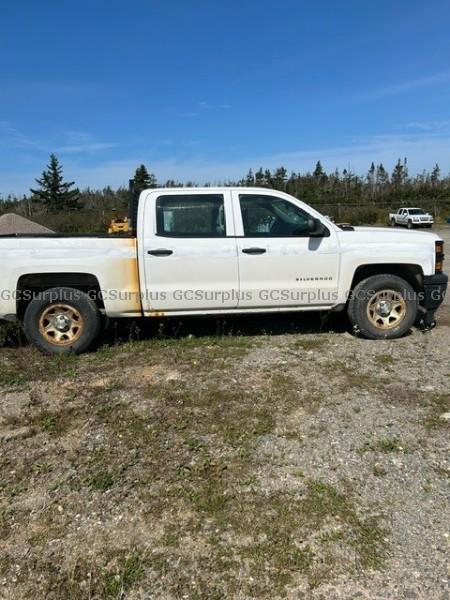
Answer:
top-left (0, 187), bottom-right (447, 353)
top-left (389, 208), bottom-right (434, 229)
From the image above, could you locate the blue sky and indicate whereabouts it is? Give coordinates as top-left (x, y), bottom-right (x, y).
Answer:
top-left (1, 0), bottom-right (450, 195)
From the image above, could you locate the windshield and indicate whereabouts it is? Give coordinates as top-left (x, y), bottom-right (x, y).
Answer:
top-left (408, 209), bottom-right (426, 215)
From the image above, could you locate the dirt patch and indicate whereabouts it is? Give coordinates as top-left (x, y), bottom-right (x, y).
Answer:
top-left (0, 323), bottom-right (449, 598)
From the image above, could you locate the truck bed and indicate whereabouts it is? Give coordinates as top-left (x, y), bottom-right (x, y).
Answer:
top-left (0, 236), bottom-right (141, 319)
top-left (0, 233), bottom-right (135, 238)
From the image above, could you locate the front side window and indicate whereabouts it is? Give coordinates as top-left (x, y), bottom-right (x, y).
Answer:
top-left (239, 194), bottom-right (312, 237)
top-left (156, 194), bottom-right (226, 237)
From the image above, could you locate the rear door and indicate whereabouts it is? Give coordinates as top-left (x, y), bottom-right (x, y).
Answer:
top-left (232, 191), bottom-right (340, 308)
top-left (141, 190), bottom-right (239, 312)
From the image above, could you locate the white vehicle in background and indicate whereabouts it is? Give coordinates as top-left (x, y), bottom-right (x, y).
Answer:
top-left (390, 208), bottom-right (434, 229)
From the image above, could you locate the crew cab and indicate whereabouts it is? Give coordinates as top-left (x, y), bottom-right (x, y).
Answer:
top-left (390, 208), bottom-right (434, 229)
top-left (0, 187), bottom-right (447, 353)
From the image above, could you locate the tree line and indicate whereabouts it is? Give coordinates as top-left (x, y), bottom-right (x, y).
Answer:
top-left (0, 154), bottom-right (449, 231)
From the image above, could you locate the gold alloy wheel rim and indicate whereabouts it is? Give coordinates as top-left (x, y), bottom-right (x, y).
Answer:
top-left (367, 290), bottom-right (407, 330)
top-left (39, 304), bottom-right (84, 346)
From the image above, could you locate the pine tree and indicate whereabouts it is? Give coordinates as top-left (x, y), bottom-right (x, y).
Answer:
top-left (313, 161), bottom-right (328, 200)
top-left (431, 163), bottom-right (440, 187)
top-left (391, 158), bottom-right (408, 188)
top-left (30, 154), bottom-right (80, 212)
top-left (264, 169), bottom-right (273, 188)
top-left (272, 166), bottom-right (288, 190)
top-left (367, 162), bottom-right (376, 200)
top-left (376, 163), bottom-right (389, 189)
top-left (313, 160), bottom-right (325, 180)
top-left (133, 164), bottom-right (157, 192)
top-left (254, 168), bottom-right (266, 187)
top-left (245, 168), bottom-right (255, 186)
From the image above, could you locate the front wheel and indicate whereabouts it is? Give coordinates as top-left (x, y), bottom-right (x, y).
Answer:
top-left (407, 220), bottom-right (413, 229)
top-left (348, 275), bottom-right (418, 339)
top-left (23, 287), bottom-right (101, 354)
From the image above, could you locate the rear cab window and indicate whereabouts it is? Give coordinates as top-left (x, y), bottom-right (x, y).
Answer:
top-left (156, 194), bottom-right (226, 237)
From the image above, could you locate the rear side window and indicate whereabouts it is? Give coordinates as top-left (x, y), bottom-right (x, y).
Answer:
top-left (156, 194), bottom-right (226, 237)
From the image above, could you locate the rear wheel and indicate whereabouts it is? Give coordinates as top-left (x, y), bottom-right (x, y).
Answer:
top-left (348, 274), bottom-right (418, 339)
top-left (390, 218), bottom-right (396, 227)
top-left (23, 287), bottom-right (101, 354)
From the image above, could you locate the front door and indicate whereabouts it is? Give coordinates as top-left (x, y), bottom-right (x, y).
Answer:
top-left (141, 190), bottom-right (239, 312)
top-left (232, 191), bottom-right (340, 308)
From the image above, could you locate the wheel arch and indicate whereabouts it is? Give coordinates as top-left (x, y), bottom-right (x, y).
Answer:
top-left (350, 263), bottom-right (424, 295)
top-left (16, 272), bottom-right (104, 318)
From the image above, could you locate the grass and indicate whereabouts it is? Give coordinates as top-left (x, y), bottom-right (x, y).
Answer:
top-left (322, 358), bottom-right (381, 391)
top-left (360, 437), bottom-right (406, 454)
top-left (0, 349), bottom-right (79, 388)
top-left (291, 337), bottom-right (328, 351)
top-left (28, 550), bottom-right (146, 600)
top-left (374, 354), bottom-right (395, 367)
top-left (0, 333), bottom-right (254, 389)
top-left (0, 331), bottom-right (401, 597)
top-left (424, 393), bottom-right (450, 429)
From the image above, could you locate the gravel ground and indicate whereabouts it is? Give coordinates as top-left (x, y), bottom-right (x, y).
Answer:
top-left (0, 228), bottom-right (448, 599)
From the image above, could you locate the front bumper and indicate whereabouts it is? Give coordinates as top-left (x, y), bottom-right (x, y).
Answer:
top-left (419, 273), bottom-right (448, 327)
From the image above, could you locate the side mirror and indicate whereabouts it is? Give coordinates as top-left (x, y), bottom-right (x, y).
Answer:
top-left (307, 218), bottom-right (328, 237)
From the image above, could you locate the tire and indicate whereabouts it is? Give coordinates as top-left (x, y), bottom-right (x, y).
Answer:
top-left (407, 220), bottom-right (413, 229)
top-left (390, 219), bottom-right (396, 227)
top-left (348, 274), bottom-right (418, 340)
top-left (23, 287), bottom-right (101, 354)
top-left (426, 224), bottom-right (432, 229)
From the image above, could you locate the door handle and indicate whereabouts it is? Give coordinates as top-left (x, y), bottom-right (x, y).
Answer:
top-left (242, 247), bottom-right (266, 255)
top-left (147, 249), bottom-right (173, 256)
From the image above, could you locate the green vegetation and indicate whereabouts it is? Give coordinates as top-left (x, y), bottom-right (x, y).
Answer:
top-left (360, 436), bottom-right (406, 454)
top-left (1, 156), bottom-right (449, 231)
top-left (425, 393), bottom-right (450, 429)
top-left (374, 354), bottom-right (395, 367)
top-left (133, 163), bottom-right (157, 193)
top-left (30, 153), bottom-right (80, 212)
top-left (0, 333), bottom-right (391, 597)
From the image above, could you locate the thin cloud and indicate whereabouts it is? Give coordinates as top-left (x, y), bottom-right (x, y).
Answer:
top-left (0, 123), bottom-right (117, 155)
top-left (402, 120), bottom-right (450, 131)
top-left (56, 142), bottom-right (118, 154)
top-left (0, 121), bottom-right (46, 151)
top-left (180, 102), bottom-right (232, 118)
top-left (42, 130), bottom-right (450, 191)
top-left (2, 129), bottom-right (450, 195)
top-left (57, 131), bottom-right (118, 153)
top-left (356, 70), bottom-right (450, 102)
top-left (198, 101), bottom-right (232, 109)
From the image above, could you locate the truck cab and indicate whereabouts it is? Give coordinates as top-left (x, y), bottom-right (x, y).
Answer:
top-left (138, 188), bottom-right (338, 314)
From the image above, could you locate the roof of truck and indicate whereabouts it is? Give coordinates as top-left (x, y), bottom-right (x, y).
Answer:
top-left (141, 186), bottom-right (281, 193)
